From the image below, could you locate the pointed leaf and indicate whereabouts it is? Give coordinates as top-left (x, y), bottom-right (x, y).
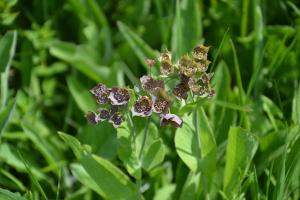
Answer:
top-left (223, 127), bottom-right (259, 197)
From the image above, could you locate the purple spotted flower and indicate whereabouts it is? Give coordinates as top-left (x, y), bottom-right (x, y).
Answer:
top-left (132, 96), bottom-right (153, 117)
top-left (109, 112), bottom-right (125, 128)
top-left (140, 75), bottom-right (164, 94)
top-left (160, 113), bottom-right (183, 128)
top-left (85, 111), bottom-right (100, 125)
top-left (90, 83), bottom-right (110, 104)
top-left (98, 109), bottom-right (110, 121)
top-left (172, 83), bottom-right (189, 100)
top-left (108, 87), bottom-right (130, 106)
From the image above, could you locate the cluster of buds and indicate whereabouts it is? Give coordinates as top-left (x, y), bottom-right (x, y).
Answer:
top-left (86, 44), bottom-right (215, 129)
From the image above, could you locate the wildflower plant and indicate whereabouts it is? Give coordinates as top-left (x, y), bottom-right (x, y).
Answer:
top-left (86, 44), bottom-right (215, 128)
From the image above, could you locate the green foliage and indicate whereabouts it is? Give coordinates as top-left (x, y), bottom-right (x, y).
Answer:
top-left (0, 0), bottom-right (300, 199)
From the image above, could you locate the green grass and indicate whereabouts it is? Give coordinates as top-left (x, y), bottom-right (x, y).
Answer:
top-left (0, 0), bottom-right (300, 199)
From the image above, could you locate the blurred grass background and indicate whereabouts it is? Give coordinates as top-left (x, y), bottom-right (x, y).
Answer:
top-left (0, 0), bottom-right (300, 199)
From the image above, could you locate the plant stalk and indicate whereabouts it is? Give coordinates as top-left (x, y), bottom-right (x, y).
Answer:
top-left (139, 117), bottom-right (151, 160)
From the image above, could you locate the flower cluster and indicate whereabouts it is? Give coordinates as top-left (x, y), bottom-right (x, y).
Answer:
top-left (86, 84), bottom-right (129, 128)
top-left (86, 44), bottom-right (215, 128)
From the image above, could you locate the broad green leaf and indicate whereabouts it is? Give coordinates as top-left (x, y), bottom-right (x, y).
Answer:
top-left (175, 108), bottom-right (216, 179)
top-left (142, 139), bottom-right (165, 171)
top-left (175, 114), bottom-right (198, 172)
top-left (117, 21), bottom-right (158, 71)
top-left (153, 184), bottom-right (176, 200)
top-left (58, 132), bottom-right (84, 158)
top-left (80, 154), bottom-right (138, 200)
top-left (0, 98), bottom-right (16, 140)
top-left (70, 163), bottom-right (106, 198)
top-left (223, 127), bottom-right (259, 197)
top-left (171, 0), bottom-right (202, 60)
top-left (117, 121), bottom-right (141, 178)
top-left (0, 188), bottom-right (26, 200)
top-left (179, 172), bottom-right (201, 200)
top-left (66, 76), bottom-right (96, 112)
top-left (197, 108), bottom-right (217, 193)
top-left (78, 123), bottom-right (118, 159)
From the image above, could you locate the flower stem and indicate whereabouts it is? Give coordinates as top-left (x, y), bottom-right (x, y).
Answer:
top-left (191, 92), bottom-right (201, 158)
top-left (194, 108), bottom-right (202, 158)
top-left (139, 117), bottom-right (151, 160)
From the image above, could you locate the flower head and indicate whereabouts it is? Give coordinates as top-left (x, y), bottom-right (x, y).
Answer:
top-left (98, 109), bottom-right (110, 121)
top-left (140, 75), bottom-right (164, 94)
top-left (158, 49), bottom-right (172, 62)
top-left (109, 112), bottom-right (125, 128)
top-left (179, 55), bottom-right (196, 77)
top-left (145, 58), bottom-right (156, 66)
top-left (160, 60), bottom-right (174, 76)
top-left (108, 87), bottom-right (130, 105)
top-left (192, 44), bottom-right (210, 60)
top-left (152, 89), bottom-right (171, 113)
top-left (90, 83), bottom-right (110, 104)
top-left (160, 113), bottom-right (183, 128)
top-left (132, 96), bottom-right (153, 117)
top-left (172, 83), bottom-right (189, 100)
top-left (85, 111), bottom-right (100, 125)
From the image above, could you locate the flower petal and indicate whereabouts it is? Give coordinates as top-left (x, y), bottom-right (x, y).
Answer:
top-left (172, 83), bottom-right (189, 100)
top-left (85, 111), bottom-right (100, 125)
top-left (109, 112), bottom-right (125, 128)
top-left (99, 109), bottom-right (110, 121)
top-left (131, 96), bottom-right (153, 117)
top-left (160, 113), bottom-right (183, 128)
top-left (192, 44), bottom-right (210, 60)
top-left (90, 83), bottom-right (110, 104)
top-left (140, 75), bottom-right (164, 94)
top-left (160, 60), bottom-right (174, 76)
top-left (108, 87), bottom-right (130, 105)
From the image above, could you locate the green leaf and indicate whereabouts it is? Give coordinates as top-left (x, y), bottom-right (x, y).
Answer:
top-left (261, 95), bottom-right (283, 131)
top-left (0, 31), bottom-right (17, 108)
top-left (78, 123), bottom-right (118, 159)
top-left (0, 188), bottom-right (26, 200)
top-left (142, 139), bottom-right (165, 171)
top-left (0, 31), bottom-right (17, 73)
top-left (22, 122), bottom-right (58, 166)
top-left (80, 154), bottom-right (138, 200)
top-left (175, 114), bottom-right (198, 172)
top-left (49, 41), bottom-right (112, 83)
top-left (66, 76), bottom-right (96, 112)
top-left (117, 21), bottom-right (158, 71)
top-left (292, 85), bottom-right (300, 125)
top-left (175, 108), bottom-right (216, 181)
top-left (18, 151), bottom-right (48, 200)
top-left (117, 121), bottom-right (141, 178)
top-left (179, 172), bottom-right (201, 200)
top-left (223, 127), bottom-right (259, 197)
top-left (153, 184), bottom-right (176, 200)
top-left (70, 163), bottom-right (107, 198)
top-left (58, 132), bottom-right (84, 159)
top-left (171, 0), bottom-right (202, 60)
top-left (0, 98), bottom-right (16, 140)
